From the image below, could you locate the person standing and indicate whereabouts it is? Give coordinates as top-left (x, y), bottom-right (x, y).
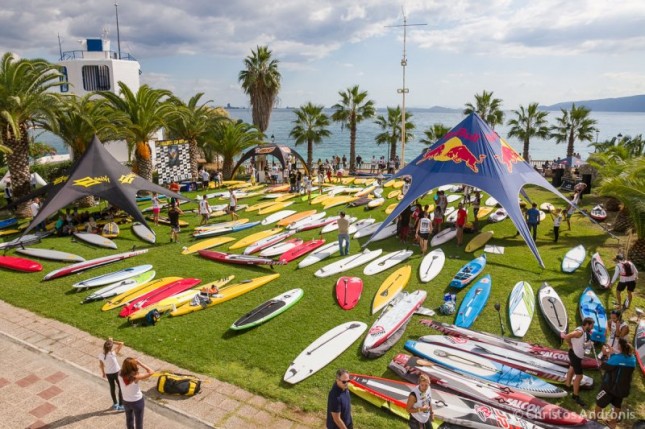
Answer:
top-left (432, 206), bottom-right (443, 233)
top-left (455, 203), bottom-right (467, 246)
top-left (327, 369), bottom-right (353, 429)
top-left (525, 202), bottom-right (540, 241)
top-left (118, 357), bottom-right (155, 429)
top-left (318, 169), bottom-right (325, 195)
top-left (401, 177), bottom-right (410, 196)
top-left (168, 203), bottom-right (184, 243)
top-left (200, 168), bottom-right (210, 189)
top-left (550, 208), bottom-right (563, 243)
top-left (151, 192), bottom-right (161, 226)
top-left (296, 171), bottom-right (302, 193)
top-left (565, 203), bottom-right (575, 230)
top-left (561, 317), bottom-right (595, 407)
top-left (602, 310), bottom-right (629, 357)
top-left (228, 191), bottom-right (239, 221)
top-left (612, 254), bottom-right (638, 309)
top-left (416, 212), bottom-right (432, 255)
top-left (99, 338), bottom-right (125, 411)
top-left (356, 155), bottom-right (362, 170)
top-left (250, 165), bottom-right (257, 185)
top-left (370, 156), bottom-right (376, 173)
top-left (337, 212), bottom-right (350, 256)
top-left (198, 195), bottom-right (211, 226)
top-left (30, 197), bottom-right (45, 231)
top-left (304, 175), bottom-right (312, 204)
top-left (3, 179), bottom-right (12, 206)
top-left (405, 373), bottom-right (433, 429)
top-left (437, 191), bottom-right (448, 215)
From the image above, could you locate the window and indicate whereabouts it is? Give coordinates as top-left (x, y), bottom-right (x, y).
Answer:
top-left (59, 66), bottom-right (69, 93)
top-left (82, 65), bottom-right (111, 91)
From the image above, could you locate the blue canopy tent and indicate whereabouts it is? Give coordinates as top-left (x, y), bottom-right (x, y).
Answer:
top-left (366, 113), bottom-right (573, 268)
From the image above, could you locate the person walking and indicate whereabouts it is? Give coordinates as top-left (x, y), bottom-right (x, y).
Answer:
top-left (304, 175), bottom-right (312, 204)
top-left (151, 193), bottom-right (161, 226)
top-left (228, 191), bottom-right (239, 221)
top-left (561, 317), bottom-right (595, 407)
top-left (455, 203), bottom-right (467, 245)
top-left (168, 203), bottom-right (183, 243)
top-left (593, 338), bottom-right (636, 429)
top-left (98, 338), bottom-right (124, 411)
top-left (612, 254), bottom-right (638, 309)
top-left (337, 212), bottom-right (350, 256)
top-left (405, 373), bottom-right (433, 429)
top-left (565, 203), bottom-right (575, 230)
top-left (416, 212), bottom-right (432, 255)
top-left (550, 208), bottom-right (563, 243)
top-left (198, 195), bottom-right (211, 226)
top-left (118, 357), bottom-right (155, 429)
top-left (525, 203), bottom-right (540, 240)
top-left (327, 369), bottom-right (353, 429)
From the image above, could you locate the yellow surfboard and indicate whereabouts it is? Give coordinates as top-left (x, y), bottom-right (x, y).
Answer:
top-left (258, 202), bottom-right (294, 215)
top-left (392, 180), bottom-right (405, 189)
top-left (228, 182), bottom-right (252, 190)
top-left (170, 273), bottom-right (280, 317)
top-left (229, 227), bottom-right (283, 250)
top-left (222, 180), bottom-right (246, 186)
top-left (277, 210), bottom-right (317, 226)
top-left (372, 265), bottom-right (412, 314)
top-left (311, 194), bottom-right (332, 205)
top-left (181, 237), bottom-right (235, 255)
top-left (323, 196), bottom-right (356, 209)
top-left (341, 177), bottom-right (355, 185)
top-left (101, 277), bottom-right (183, 311)
top-left (385, 203), bottom-right (398, 214)
top-left (275, 193), bottom-right (299, 202)
top-left (147, 216), bottom-right (189, 227)
top-left (476, 206), bottom-right (494, 220)
top-left (245, 201), bottom-right (275, 212)
top-left (271, 184), bottom-right (290, 192)
top-left (387, 190), bottom-right (401, 199)
top-left (235, 191), bottom-right (264, 200)
top-left (194, 219), bottom-right (249, 232)
top-left (383, 179), bottom-right (395, 188)
top-left (0, 229), bottom-right (20, 237)
top-left (465, 231), bottom-right (494, 253)
top-left (355, 185), bottom-right (377, 198)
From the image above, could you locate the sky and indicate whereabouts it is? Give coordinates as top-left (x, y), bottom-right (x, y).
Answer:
top-left (2, 0), bottom-right (645, 110)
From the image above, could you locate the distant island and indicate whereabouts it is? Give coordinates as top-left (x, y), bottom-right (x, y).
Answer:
top-left (540, 94), bottom-right (645, 112)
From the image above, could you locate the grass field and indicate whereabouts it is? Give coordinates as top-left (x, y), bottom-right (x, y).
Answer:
top-left (0, 183), bottom-right (643, 428)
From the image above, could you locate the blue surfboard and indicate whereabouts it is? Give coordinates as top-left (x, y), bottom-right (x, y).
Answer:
top-left (0, 217), bottom-right (18, 230)
top-left (455, 274), bottom-right (491, 328)
top-left (579, 286), bottom-right (607, 343)
top-left (231, 221), bottom-right (260, 232)
top-left (449, 254), bottom-right (486, 289)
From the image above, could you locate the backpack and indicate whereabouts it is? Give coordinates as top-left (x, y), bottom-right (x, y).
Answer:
top-left (623, 262), bottom-right (634, 277)
top-left (157, 372), bottom-right (201, 396)
top-left (143, 309), bottom-right (161, 326)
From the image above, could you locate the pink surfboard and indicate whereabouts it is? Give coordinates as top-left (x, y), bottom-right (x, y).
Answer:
top-left (0, 255), bottom-right (42, 272)
top-left (279, 239), bottom-right (326, 263)
top-left (118, 278), bottom-right (201, 317)
top-left (336, 276), bottom-right (363, 310)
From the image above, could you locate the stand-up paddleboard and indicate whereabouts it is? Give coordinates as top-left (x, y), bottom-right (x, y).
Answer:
top-left (476, 206), bottom-right (493, 220)
top-left (43, 249), bottom-right (149, 281)
top-left (287, 212), bottom-right (327, 230)
top-left (349, 218), bottom-right (375, 236)
top-left (385, 203), bottom-right (397, 215)
top-left (364, 290), bottom-right (426, 353)
top-left (508, 281), bottom-right (535, 337)
top-left (590, 252), bottom-right (611, 289)
top-left (101, 277), bottom-right (182, 311)
top-left (260, 238), bottom-right (303, 257)
top-left (363, 249), bottom-right (413, 275)
top-left (420, 319), bottom-right (599, 369)
top-left (283, 321), bottom-right (367, 385)
top-left (562, 244), bottom-right (586, 272)
top-left (131, 223), bottom-right (156, 244)
top-left (83, 270), bottom-right (156, 303)
top-left (0, 255), bottom-right (42, 272)
top-left (245, 201), bottom-right (276, 212)
top-left (0, 232), bottom-right (47, 250)
top-left (296, 216), bottom-right (339, 232)
top-left (181, 237), bottom-right (235, 255)
top-left (455, 274), bottom-right (491, 328)
top-left (353, 221), bottom-right (382, 239)
top-left (387, 190), bottom-right (401, 199)
top-left (310, 194), bottom-right (332, 205)
top-left (323, 196), bottom-right (356, 209)
top-left (485, 196), bottom-right (498, 206)
top-left (298, 242), bottom-right (339, 268)
top-left (449, 254), bottom-right (486, 289)
top-left (321, 216), bottom-right (357, 234)
top-left (580, 287), bottom-right (607, 343)
top-left (193, 221), bottom-right (259, 238)
top-left (355, 185), bottom-right (377, 198)
top-left (279, 239), bottom-right (326, 263)
top-left (418, 249), bottom-right (445, 283)
top-left (365, 197), bottom-right (385, 210)
top-left (119, 277), bottom-right (201, 317)
top-left (230, 227), bottom-right (284, 250)
top-left (336, 277), bottom-right (363, 310)
top-left (488, 208), bottom-right (507, 223)
top-left (243, 230), bottom-right (294, 255)
top-left (464, 231), bottom-right (493, 252)
top-left (589, 205), bottom-right (607, 222)
top-left (372, 265), bottom-right (412, 314)
top-left (539, 202), bottom-right (555, 212)
top-left (194, 219), bottom-right (249, 232)
top-left (15, 247), bottom-right (85, 263)
top-left (314, 248), bottom-right (383, 278)
top-left (636, 319), bottom-right (645, 375)
top-left (369, 222), bottom-right (397, 242)
top-left (73, 264), bottom-right (153, 290)
top-left (261, 210), bottom-right (296, 226)
top-left (430, 228), bottom-right (457, 247)
top-left (148, 216), bottom-right (189, 227)
top-left (73, 232), bottom-right (117, 249)
top-left (275, 193), bottom-right (299, 202)
top-left (538, 282), bottom-right (568, 336)
top-left (198, 250), bottom-right (286, 266)
top-left (404, 340), bottom-right (566, 398)
top-left (258, 201), bottom-right (293, 215)
top-left (0, 217), bottom-right (18, 229)
top-left (231, 288), bottom-right (303, 330)
top-left (277, 210), bottom-right (317, 227)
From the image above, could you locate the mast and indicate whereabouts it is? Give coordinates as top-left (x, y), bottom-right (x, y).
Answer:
top-left (114, 2), bottom-right (122, 59)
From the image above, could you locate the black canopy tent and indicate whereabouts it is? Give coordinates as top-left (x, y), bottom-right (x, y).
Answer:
top-left (22, 136), bottom-right (189, 236)
top-left (231, 144), bottom-right (309, 178)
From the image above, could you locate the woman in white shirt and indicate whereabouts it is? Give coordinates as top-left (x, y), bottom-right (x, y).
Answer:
top-left (406, 373), bottom-right (433, 428)
top-left (98, 338), bottom-right (124, 411)
top-left (118, 357), bottom-right (155, 429)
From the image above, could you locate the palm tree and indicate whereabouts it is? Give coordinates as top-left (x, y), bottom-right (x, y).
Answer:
top-left (238, 46), bottom-right (281, 134)
top-left (204, 120), bottom-right (263, 179)
top-left (549, 104), bottom-right (598, 158)
top-left (374, 106), bottom-right (415, 161)
top-left (506, 103), bottom-right (550, 160)
top-left (0, 53), bottom-right (61, 217)
top-left (420, 123), bottom-right (451, 145)
top-left (464, 90), bottom-right (504, 129)
top-left (99, 83), bottom-right (173, 181)
top-left (289, 102), bottom-right (331, 172)
top-left (331, 85), bottom-right (375, 173)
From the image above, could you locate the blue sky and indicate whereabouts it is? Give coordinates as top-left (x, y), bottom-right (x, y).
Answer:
top-left (2, 0), bottom-right (645, 109)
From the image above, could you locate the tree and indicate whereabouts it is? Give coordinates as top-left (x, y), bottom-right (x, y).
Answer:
top-left (0, 52), bottom-right (61, 217)
top-left (238, 46), bottom-right (281, 134)
top-left (374, 106), bottom-right (415, 161)
top-left (204, 120), bottom-right (263, 179)
top-left (549, 104), bottom-right (598, 158)
top-left (464, 90), bottom-right (505, 129)
top-left (506, 103), bottom-right (550, 160)
top-left (99, 83), bottom-right (173, 181)
top-left (289, 103), bottom-right (331, 172)
top-left (331, 85), bottom-right (375, 173)
top-left (419, 123), bottom-right (451, 145)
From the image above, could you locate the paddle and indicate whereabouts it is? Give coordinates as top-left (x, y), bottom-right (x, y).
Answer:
top-left (494, 302), bottom-right (506, 336)
top-left (380, 273), bottom-right (403, 297)
top-left (424, 254), bottom-right (439, 277)
top-left (343, 278), bottom-right (348, 307)
top-left (547, 297), bottom-right (564, 329)
top-left (433, 348), bottom-right (497, 372)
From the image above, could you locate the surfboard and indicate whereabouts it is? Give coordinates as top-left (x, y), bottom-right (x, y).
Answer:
top-left (366, 197), bottom-right (385, 209)
top-left (636, 319), bottom-right (645, 375)
top-left (363, 250), bottom-right (413, 275)
top-left (231, 288), bottom-right (303, 330)
top-left (449, 254), bottom-right (486, 289)
top-left (320, 216), bottom-right (357, 234)
top-left (385, 203), bottom-right (397, 215)
top-left (15, 247), bottom-right (85, 263)
top-left (537, 282), bottom-right (568, 336)
top-left (455, 274), bottom-right (492, 328)
top-left (372, 265), bottom-right (412, 314)
top-left (488, 209), bottom-right (507, 223)
top-left (193, 221), bottom-right (258, 238)
top-left (229, 227), bottom-right (283, 250)
top-left (73, 264), bottom-right (154, 290)
top-left (590, 252), bottom-right (611, 289)
top-left (279, 239), bottom-right (326, 263)
top-left (245, 201), bottom-right (275, 212)
top-left (119, 278), bottom-right (202, 317)
top-left (562, 244), bottom-right (586, 272)
top-left (508, 281), bottom-right (535, 337)
top-left (257, 201), bottom-right (294, 215)
top-left (336, 277), bottom-right (363, 310)
top-left (100, 276), bottom-right (181, 311)
top-left (43, 249), bottom-right (149, 281)
top-left (259, 238), bottom-right (303, 257)
top-left (0, 217), bottom-right (18, 229)
top-left (243, 230), bottom-right (295, 255)
top-left (131, 222), bottom-right (156, 244)
top-left (353, 221), bottom-right (382, 239)
top-left (539, 202), bottom-right (555, 212)
top-left (181, 237), bottom-right (235, 255)
top-left (370, 222), bottom-right (398, 242)
top-left (83, 270), bottom-right (157, 304)
top-left (485, 196), bottom-right (498, 206)
top-left (261, 210), bottom-right (296, 226)
top-left (287, 212), bottom-right (327, 230)
top-left (0, 255), bottom-right (42, 272)
top-left (297, 242), bottom-right (339, 268)
top-left (193, 219), bottom-right (249, 231)
top-left (580, 286), bottom-right (607, 343)
top-left (464, 231), bottom-right (493, 252)
top-left (430, 228), bottom-right (456, 247)
top-left (314, 249), bottom-right (383, 278)
top-left (323, 195), bottom-right (356, 209)
top-left (418, 249), bottom-right (445, 283)
top-left (73, 232), bottom-right (117, 249)
top-left (277, 210), bottom-right (317, 226)
top-left (275, 193), bottom-right (299, 202)
top-left (476, 206), bottom-right (493, 219)
top-left (198, 250), bottom-right (286, 266)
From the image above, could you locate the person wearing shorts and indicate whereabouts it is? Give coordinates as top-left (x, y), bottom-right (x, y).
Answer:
top-left (416, 212), bottom-right (432, 255)
top-left (562, 317), bottom-right (595, 407)
top-left (151, 193), bottom-right (161, 226)
top-left (198, 195), bottom-right (211, 225)
top-left (432, 206), bottom-right (443, 233)
top-left (455, 203), bottom-right (467, 245)
top-left (612, 254), bottom-right (638, 309)
top-left (168, 203), bottom-right (183, 243)
top-left (229, 192), bottom-right (239, 220)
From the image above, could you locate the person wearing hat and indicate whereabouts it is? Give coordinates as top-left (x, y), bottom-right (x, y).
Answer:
top-left (612, 255), bottom-right (638, 309)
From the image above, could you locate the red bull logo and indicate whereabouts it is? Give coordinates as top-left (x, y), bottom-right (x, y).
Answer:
top-left (418, 137), bottom-right (486, 173)
top-left (495, 138), bottom-right (523, 173)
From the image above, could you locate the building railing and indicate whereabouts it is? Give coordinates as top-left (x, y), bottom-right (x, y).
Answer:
top-left (59, 50), bottom-right (138, 62)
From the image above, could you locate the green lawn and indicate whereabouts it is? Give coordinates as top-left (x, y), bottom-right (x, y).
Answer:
top-left (1, 184), bottom-right (643, 428)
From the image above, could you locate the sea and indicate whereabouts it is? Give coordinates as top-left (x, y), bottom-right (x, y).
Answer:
top-left (41, 109), bottom-right (645, 165)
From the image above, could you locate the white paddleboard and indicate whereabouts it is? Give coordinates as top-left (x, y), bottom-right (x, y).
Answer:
top-left (430, 228), bottom-right (457, 247)
top-left (446, 194), bottom-right (461, 203)
top-left (363, 250), bottom-right (413, 275)
top-left (485, 196), bottom-right (498, 206)
top-left (419, 249), bottom-right (446, 283)
top-left (314, 249), bottom-right (383, 278)
top-left (243, 230), bottom-right (295, 255)
top-left (15, 247), bottom-right (85, 263)
top-left (131, 223), bottom-right (156, 244)
top-left (562, 245), bottom-right (586, 273)
top-left (287, 212), bottom-right (327, 230)
top-left (298, 242), bottom-right (340, 269)
top-left (74, 232), bottom-right (117, 249)
top-left (259, 238), bottom-right (303, 257)
top-left (369, 222), bottom-right (397, 242)
top-left (83, 270), bottom-right (156, 302)
top-left (353, 221), bottom-right (383, 239)
top-left (72, 264), bottom-right (154, 289)
top-left (321, 216), bottom-right (357, 234)
top-left (349, 218), bottom-right (375, 236)
top-left (261, 210), bottom-right (296, 226)
top-left (284, 321), bottom-right (367, 384)
top-left (488, 208), bottom-right (508, 223)
top-left (508, 281), bottom-right (535, 337)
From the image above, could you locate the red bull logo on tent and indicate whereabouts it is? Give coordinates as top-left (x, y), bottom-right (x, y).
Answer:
top-left (496, 138), bottom-right (524, 173)
top-left (418, 136), bottom-right (486, 173)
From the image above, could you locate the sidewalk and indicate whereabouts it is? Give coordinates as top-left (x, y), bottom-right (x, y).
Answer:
top-left (0, 300), bottom-right (322, 429)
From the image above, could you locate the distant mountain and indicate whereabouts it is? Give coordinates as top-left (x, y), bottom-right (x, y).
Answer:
top-left (541, 95), bottom-right (645, 112)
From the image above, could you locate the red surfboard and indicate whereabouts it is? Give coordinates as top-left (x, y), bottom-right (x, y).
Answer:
top-left (118, 278), bottom-right (201, 317)
top-left (279, 239), bottom-right (326, 263)
top-left (336, 276), bottom-right (363, 310)
top-left (0, 255), bottom-right (42, 272)
top-left (198, 250), bottom-right (286, 266)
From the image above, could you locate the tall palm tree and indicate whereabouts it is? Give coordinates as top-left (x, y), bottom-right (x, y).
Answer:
top-left (238, 46), bottom-right (281, 134)
top-left (549, 104), bottom-right (598, 158)
top-left (204, 120), bottom-right (263, 179)
top-left (99, 83), bottom-right (173, 181)
top-left (289, 102), bottom-right (331, 172)
top-left (0, 53), bottom-right (61, 217)
top-left (420, 123), bottom-right (451, 145)
top-left (374, 106), bottom-right (415, 161)
top-left (331, 85), bottom-right (375, 173)
top-left (506, 103), bottom-right (550, 160)
top-left (464, 90), bottom-right (504, 129)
